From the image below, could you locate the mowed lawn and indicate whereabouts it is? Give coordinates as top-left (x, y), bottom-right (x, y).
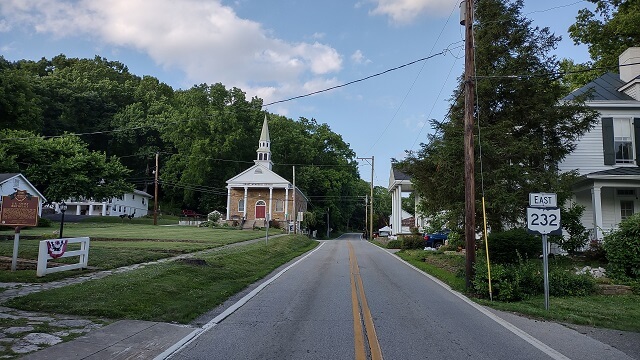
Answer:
top-left (0, 223), bottom-right (281, 283)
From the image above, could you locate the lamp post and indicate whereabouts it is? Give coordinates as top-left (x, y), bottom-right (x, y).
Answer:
top-left (59, 202), bottom-right (67, 239)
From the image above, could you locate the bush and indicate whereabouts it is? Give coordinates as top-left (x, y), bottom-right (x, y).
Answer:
top-left (584, 239), bottom-right (607, 262)
top-left (473, 257), bottom-right (595, 301)
top-left (442, 230), bottom-right (463, 251)
top-left (38, 217), bottom-right (52, 227)
top-left (603, 213), bottom-right (640, 280)
top-left (387, 240), bottom-right (402, 249)
top-left (487, 228), bottom-right (540, 264)
top-left (401, 235), bottom-right (425, 250)
top-left (551, 203), bottom-right (589, 254)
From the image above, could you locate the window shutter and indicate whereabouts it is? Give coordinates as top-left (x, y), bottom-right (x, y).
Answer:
top-left (635, 118), bottom-right (640, 166)
top-left (602, 117), bottom-right (615, 165)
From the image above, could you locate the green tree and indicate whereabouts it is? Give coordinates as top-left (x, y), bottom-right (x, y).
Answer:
top-left (401, 0), bottom-right (598, 232)
top-left (0, 130), bottom-right (132, 202)
top-left (566, 0), bottom-right (640, 87)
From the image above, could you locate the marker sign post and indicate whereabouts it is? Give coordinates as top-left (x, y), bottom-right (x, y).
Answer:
top-left (527, 193), bottom-right (561, 310)
top-left (0, 190), bottom-right (39, 272)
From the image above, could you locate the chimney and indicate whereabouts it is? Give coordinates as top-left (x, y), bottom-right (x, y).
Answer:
top-left (619, 47), bottom-right (640, 83)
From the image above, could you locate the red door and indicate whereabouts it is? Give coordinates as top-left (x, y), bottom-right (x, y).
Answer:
top-left (255, 201), bottom-right (266, 219)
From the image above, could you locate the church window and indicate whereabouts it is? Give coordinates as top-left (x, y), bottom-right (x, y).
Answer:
top-left (238, 199), bottom-right (245, 212)
top-left (276, 200), bottom-right (284, 212)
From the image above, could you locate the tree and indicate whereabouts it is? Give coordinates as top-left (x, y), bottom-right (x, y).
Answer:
top-left (401, 0), bottom-right (598, 232)
top-left (0, 130), bottom-right (132, 202)
top-left (566, 0), bottom-right (640, 87)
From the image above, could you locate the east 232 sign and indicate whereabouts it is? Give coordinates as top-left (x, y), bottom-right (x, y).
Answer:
top-left (527, 207), bottom-right (562, 235)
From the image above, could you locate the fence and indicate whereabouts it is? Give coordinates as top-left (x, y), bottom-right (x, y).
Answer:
top-left (36, 237), bottom-right (90, 277)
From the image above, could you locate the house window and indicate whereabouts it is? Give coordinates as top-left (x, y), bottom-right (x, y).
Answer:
top-left (142, 198), bottom-right (146, 205)
top-left (275, 200), bottom-right (284, 212)
top-left (620, 200), bottom-right (635, 220)
top-left (238, 199), bottom-right (245, 212)
top-left (614, 118), bottom-right (634, 164)
top-left (132, 194), bottom-right (135, 199)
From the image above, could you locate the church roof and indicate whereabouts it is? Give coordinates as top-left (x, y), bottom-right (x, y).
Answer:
top-left (226, 164), bottom-right (291, 187)
top-left (259, 115), bottom-right (270, 142)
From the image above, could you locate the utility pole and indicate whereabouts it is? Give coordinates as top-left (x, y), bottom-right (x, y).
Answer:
top-left (462, 0), bottom-right (476, 289)
top-left (293, 165), bottom-right (296, 234)
top-left (326, 208), bottom-right (330, 239)
top-left (357, 156), bottom-right (374, 240)
top-left (154, 153), bottom-right (159, 226)
top-left (365, 194), bottom-right (368, 238)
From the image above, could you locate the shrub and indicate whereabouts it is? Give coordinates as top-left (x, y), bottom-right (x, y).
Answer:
top-left (584, 239), bottom-right (607, 262)
top-left (603, 213), bottom-right (640, 280)
top-left (442, 230), bottom-right (463, 251)
top-left (207, 210), bottom-right (222, 223)
top-left (551, 203), bottom-right (589, 254)
top-left (387, 240), bottom-right (402, 249)
top-left (38, 217), bottom-right (53, 227)
top-left (487, 228), bottom-right (540, 264)
top-left (401, 235), bottom-right (425, 250)
top-left (549, 269), bottom-right (596, 296)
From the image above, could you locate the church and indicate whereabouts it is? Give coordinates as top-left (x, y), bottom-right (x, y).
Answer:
top-left (225, 115), bottom-right (307, 230)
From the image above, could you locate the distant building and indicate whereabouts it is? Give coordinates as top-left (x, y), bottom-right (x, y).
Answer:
top-left (56, 190), bottom-right (153, 218)
top-left (226, 115), bottom-right (308, 230)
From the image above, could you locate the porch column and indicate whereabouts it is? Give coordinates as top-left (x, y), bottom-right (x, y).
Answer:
top-left (284, 187), bottom-right (289, 220)
top-left (226, 187), bottom-right (231, 221)
top-left (396, 186), bottom-right (403, 235)
top-left (101, 202), bottom-right (107, 216)
top-left (243, 187), bottom-right (248, 219)
top-left (268, 187), bottom-right (273, 220)
top-left (76, 205), bottom-right (81, 215)
top-left (591, 186), bottom-right (603, 240)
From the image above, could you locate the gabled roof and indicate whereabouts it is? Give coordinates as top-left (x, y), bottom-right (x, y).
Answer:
top-left (226, 164), bottom-right (291, 186)
top-left (586, 167), bottom-right (640, 177)
top-left (392, 167), bottom-right (411, 181)
top-left (563, 72), bottom-right (635, 101)
top-left (0, 173), bottom-right (47, 202)
top-left (133, 189), bottom-right (153, 198)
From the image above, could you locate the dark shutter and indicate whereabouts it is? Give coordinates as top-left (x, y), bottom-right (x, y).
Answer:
top-left (602, 117), bottom-right (615, 165)
top-left (635, 118), bottom-right (640, 166)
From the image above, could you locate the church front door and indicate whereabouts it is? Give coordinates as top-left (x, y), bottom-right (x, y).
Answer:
top-left (255, 200), bottom-right (266, 219)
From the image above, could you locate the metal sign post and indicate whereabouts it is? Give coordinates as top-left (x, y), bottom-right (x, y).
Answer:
top-left (527, 193), bottom-right (561, 311)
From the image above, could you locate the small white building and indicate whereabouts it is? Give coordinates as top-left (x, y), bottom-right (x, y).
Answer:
top-left (0, 173), bottom-right (47, 216)
top-left (57, 190), bottom-right (153, 218)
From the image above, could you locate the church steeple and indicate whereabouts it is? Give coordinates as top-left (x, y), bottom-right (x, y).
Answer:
top-left (255, 115), bottom-right (273, 170)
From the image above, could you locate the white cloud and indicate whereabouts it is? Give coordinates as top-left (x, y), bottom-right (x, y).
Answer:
top-left (0, 0), bottom-right (343, 105)
top-left (351, 49), bottom-right (371, 65)
top-left (369, 0), bottom-right (459, 25)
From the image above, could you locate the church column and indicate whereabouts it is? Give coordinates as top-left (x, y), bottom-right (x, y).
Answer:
top-left (226, 187), bottom-right (231, 221)
top-left (390, 186), bottom-right (397, 235)
top-left (396, 186), bottom-right (403, 234)
top-left (243, 187), bottom-right (248, 219)
top-left (284, 186), bottom-right (289, 221)
top-left (269, 187), bottom-right (273, 220)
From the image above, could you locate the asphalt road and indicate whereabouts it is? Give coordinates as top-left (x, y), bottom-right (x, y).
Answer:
top-left (167, 233), bottom-right (635, 360)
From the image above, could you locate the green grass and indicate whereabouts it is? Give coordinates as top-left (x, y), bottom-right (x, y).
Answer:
top-left (391, 247), bottom-right (640, 332)
top-left (0, 225), bottom-right (280, 283)
top-left (6, 235), bottom-right (318, 324)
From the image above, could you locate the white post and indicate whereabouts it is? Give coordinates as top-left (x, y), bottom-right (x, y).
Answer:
top-left (284, 186), bottom-right (289, 220)
top-left (11, 228), bottom-right (20, 272)
top-left (591, 186), bottom-right (603, 239)
top-left (226, 187), bottom-right (231, 221)
top-left (101, 202), bottom-right (107, 216)
top-left (88, 204), bottom-right (94, 216)
top-left (243, 186), bottom-right (248, 219)
top-left (269, 187), bottom-right (273, 222)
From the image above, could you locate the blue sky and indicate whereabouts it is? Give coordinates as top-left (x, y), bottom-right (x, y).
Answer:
top-left (0, 0), bottom-right (594, 186)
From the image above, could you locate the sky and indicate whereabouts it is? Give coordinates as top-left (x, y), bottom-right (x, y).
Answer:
top-left (0, 0), bottom-right (595, 187)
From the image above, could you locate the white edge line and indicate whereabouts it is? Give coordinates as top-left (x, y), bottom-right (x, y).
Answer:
top-left (373, 244), bottom-right (571, 360)
top-left (155, 241), bottom-right (326, 360)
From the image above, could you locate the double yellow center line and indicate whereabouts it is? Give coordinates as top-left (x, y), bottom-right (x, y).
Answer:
top-left (348, 241), bottom-right (383, 360)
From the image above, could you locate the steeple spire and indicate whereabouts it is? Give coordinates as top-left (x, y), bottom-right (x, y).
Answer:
top-left (255, 115), bottom-right (273, 170)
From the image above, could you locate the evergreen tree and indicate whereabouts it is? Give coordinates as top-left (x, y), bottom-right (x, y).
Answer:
top-left (401, 0), bottom-right (598, 232)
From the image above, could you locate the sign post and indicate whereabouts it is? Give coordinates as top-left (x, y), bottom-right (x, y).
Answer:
top-left (1, 190), bottom-right (40, 272)
top-left (527, 193), bottom-right (561, 310)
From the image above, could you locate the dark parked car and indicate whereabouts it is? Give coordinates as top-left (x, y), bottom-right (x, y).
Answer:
top-left (423, 230), bottom-right (450, 248)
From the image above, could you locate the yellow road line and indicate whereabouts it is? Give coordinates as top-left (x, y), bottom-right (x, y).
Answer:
top-left (349, 241), bottom-right (384, 360)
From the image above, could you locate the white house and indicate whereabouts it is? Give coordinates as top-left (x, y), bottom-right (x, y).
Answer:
top-left (388, 166), bottom-right (427, 235)
top-left (57, 190), bottom-right (153, 218)
top-left (560, 47), bottom-right (640, 239)
top-left (0, 173), bottom-right (47, 216)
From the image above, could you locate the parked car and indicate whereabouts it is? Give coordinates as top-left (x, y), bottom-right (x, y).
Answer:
top-left (423, 230), bottom-right (450, 248)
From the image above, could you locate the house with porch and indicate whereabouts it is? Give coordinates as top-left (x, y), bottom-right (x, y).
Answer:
top-left (226, 115), bottom-right (307, 230)
top-left (55, 190), bottom-right (152, 218)
top-left (560, 47), bottom-right (640, 239)
top-left (388, 167), bottom-right (428, 235)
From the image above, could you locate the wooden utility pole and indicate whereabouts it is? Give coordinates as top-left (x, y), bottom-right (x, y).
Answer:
top-left (293, 165), bottom-right (296, 234)
top-left (357, 156), bottom-right (375, 239)
top-left (463, 0), bottom-right (476, 289)
top-left (154, 153), bottom-right (159, 226)
top-left (365, 194), bottom-right (368, 238)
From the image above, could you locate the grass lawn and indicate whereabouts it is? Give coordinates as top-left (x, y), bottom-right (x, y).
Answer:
top-left (394, 247), bottom-right (640, 332)
top-left (5, 235), bottom-right (318, 324)
top-left (0, 223), bottom-right (280, 283)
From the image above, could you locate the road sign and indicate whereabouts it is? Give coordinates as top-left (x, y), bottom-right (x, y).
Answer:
top-left (527, 207), bottom-right (561, 235)
top-left (529, 193), bottom-right (557, 208)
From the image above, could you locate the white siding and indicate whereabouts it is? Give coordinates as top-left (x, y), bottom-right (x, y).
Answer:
top-left (559, 121), bottom-right (605, 175)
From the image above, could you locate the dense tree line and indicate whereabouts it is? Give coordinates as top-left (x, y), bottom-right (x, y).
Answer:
top-left (0, 55), bottom-right (378, 233)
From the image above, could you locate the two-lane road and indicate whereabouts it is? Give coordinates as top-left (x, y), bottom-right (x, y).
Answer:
top-left (168, 234), bottom-right (634, 359)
